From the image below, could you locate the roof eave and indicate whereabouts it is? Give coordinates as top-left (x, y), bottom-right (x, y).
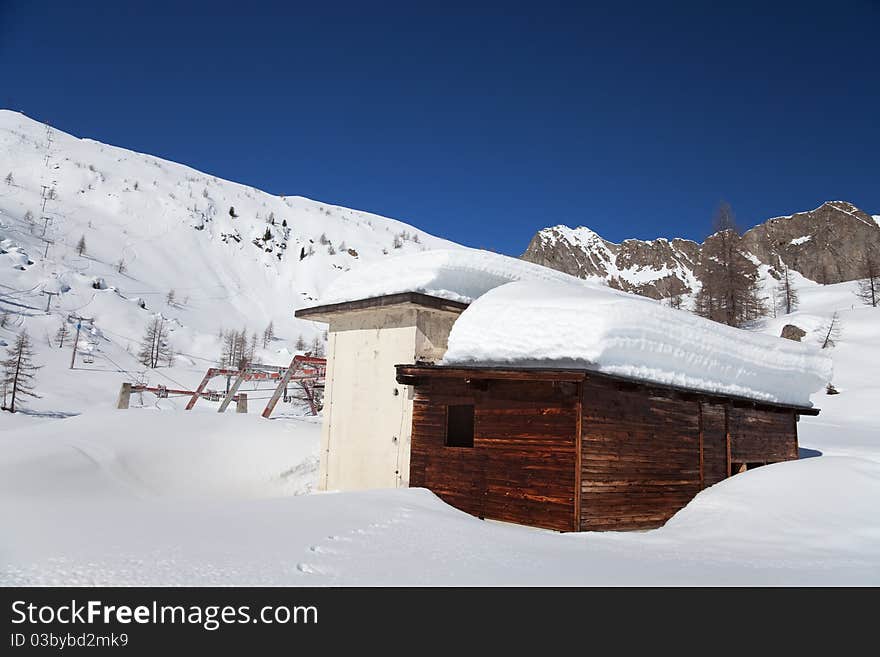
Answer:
top-left (395, 363), bottom-right (821, 416)
top-left (295, 292), bottom-right (469, 323)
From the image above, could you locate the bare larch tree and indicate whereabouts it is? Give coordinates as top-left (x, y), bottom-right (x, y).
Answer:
top-left (775, 265), bottom-right (799, 315)
top-left (819, 312), bottom-right (841, 349)
top-left (2, 330), bottom-right (41, 412)
top-left (855, 251), bottom-right (878, 308)
top-left (262, 321), bottom-right (275, 348)
top-left (693, 202), bottom-right (764, 327)
top-left (137, 317), bottom-right (172, 368)
top-left (55, 322), bottom-right (70, 348)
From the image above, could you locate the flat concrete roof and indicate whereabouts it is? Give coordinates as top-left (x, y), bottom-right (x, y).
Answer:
top-left (295, 292), bottom-right (469, 323)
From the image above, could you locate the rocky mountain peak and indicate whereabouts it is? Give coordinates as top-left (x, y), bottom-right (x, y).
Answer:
top-left (522, 201), bottom-right (879, 298)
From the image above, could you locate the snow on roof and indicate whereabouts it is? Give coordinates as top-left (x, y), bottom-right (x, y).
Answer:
top-left (321, 248), bottom-right (591, 305)
top-left (441, 280), bottom-right (831, 407)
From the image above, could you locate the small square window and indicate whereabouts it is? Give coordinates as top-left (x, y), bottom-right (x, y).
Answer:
top-left (445, 404), bottom-right (474, 448)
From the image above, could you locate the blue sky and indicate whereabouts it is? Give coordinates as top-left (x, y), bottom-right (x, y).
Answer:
top-left (2, 1), bottom-right (878, 254)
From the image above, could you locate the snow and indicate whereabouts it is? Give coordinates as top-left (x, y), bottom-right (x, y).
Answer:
top-left (0, 253), bottom-right (877, 588)
top-left (790, 235), bottom-right (812, 245)
top-left (442, 280), bottom-right (831, 407)
top-left (0, 411), bottom-right (320, 501)
top-left (1, 111), bottom-right (879, 586)
top-left (0, 109), bottom-right (460, 420)
top-left (321, 247), bottom-right (591, 304)
top-left (1, 417), bottom-right (878, 585)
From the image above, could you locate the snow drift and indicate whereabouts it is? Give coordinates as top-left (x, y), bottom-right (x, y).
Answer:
top-left (321, 247), bottom-right (592, 304)
top-left (442, 280), bottom-right (832, 407)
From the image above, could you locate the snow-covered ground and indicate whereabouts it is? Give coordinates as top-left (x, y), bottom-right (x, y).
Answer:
top-left (1, 276), bottom-right (877, 585)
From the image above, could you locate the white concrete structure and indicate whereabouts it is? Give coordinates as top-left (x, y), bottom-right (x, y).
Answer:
top-left (296, 293), bottom-right (466, 491)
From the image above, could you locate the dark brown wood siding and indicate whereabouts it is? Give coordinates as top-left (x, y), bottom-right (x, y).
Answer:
top-left (700, 402), bottom-right (729, 485)
top-left (728, 406), bottom-right (798, 464)
top-left (403, 366), bottom-right (804, 533)
top-left (409, 378), bottom-right (578, 531)
top-left (580, 379), bottom-right (702, 531)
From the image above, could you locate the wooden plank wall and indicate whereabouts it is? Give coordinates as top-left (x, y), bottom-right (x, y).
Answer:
top-left (409, 371), bottom-right (800, 533)
top-left (409, 378), bottom-right (578, 531)
top-left (728, 406), bottom-right (798, 464)
top-left (579, 379), bottom-right (702, 531)
top-left (700, 402), bottom-right (728, 486)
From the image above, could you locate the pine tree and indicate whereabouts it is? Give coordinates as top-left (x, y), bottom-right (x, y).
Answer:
top-left (1, 330), bottom-right (41, 412)
top-left (310, 335), bottom-right (324, 357)
top-left (295, 334), bottom-right (307, 351)
top-left (116, 259), bottom-right (126, 274)
top-left (775, 265), bottom-right (799, 315)
top-left (4, 172), bottom-right (13, 185)
top-left (262, 321), bottom-right (275, 348)
top-left (137, 317), bottom-right (171, 368)
top-left (693, 202), bottom-right (764, 327)
top-left (55, 322), bottom-right (70, 348)
top-left (263, 228), bottom-right (272, 241)
top-left (76, 235), bottom-right (87, 256)
top-left (166, 289), bottom-right (176, 306)
top-left (319, 233), bottom-right (329, 245)
top-left (855, 251), bottom-right (879, 308)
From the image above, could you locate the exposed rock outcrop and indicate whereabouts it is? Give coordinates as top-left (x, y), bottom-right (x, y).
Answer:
top-left (521, 201), bottom-right (880, 298)
top-left (781, 324), bottom-right (807, 342)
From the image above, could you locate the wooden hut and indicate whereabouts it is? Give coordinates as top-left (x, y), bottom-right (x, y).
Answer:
top-left (395, 363), bottom-right (819, 532)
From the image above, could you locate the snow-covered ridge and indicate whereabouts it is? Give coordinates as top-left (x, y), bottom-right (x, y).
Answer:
top-left (442, 280), bottom-right (832, 407)
top-left (0, 109), bottom-right (461, 403)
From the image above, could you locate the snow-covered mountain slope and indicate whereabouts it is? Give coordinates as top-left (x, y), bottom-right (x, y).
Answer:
top-left (0, 110), bottom-right (460, 414)
top-left (522, 200), bottom-right (880, 299)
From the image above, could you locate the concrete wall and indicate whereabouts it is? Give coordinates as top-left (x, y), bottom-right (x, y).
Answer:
top-left (318, 304), bottom-right (460, 491)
